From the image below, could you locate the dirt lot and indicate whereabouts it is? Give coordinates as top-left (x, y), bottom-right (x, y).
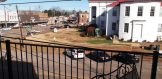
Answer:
top-left (25, 28), bottom-right (157, 53)
top-left (27, 28), bottom-right (93, 43)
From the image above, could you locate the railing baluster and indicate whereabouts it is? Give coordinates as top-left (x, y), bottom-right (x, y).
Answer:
top-left (132, 53), bottom-right (136, 79)
top-left (20, 43), bottom-right (24, 79)
top-left (139, 53), bottom-right (143, 79)
top-left (47, 47), bottom-right (50, 79)
top-left (15, 44), bottom-right (20, 79)
top-left (25, 45), bottom-right (29, 79)
top-left (41, 46), bottom-right (44, 79)
top-left (151, 51), bottom-right (159, 79)
top-left (96, 50), bottom-right (98, 79)
top-left (139, 54), bottom-right (143, 79)
top-left (0, 40), bottom-right (4, 79)
top-left (117, 57), bottom-right (120, 78)
top-left (124, 63), bottom-right (127, 79)
top-left (6, 40), bottom-right (13, 79)
top-left (83, 49), bottom-right (85, 79)
top-left (58, 48), bottom-right (61, 79)
top-left (89, 50), bottom-right (92, 79)
top-left (77, 48), bottom-right (78, 79)
top-left (30, 45), bottom-right (34, 79)
top-left (53, 47), bottom-right (55, 79)
top-left (110, 52), bottom-right (112, 79)
top-left (64, 48), bottom-right (67, 79)
top-left (71, 48), bottom-right (73, 79)
top-left (102, 51), bottom-right (106, 79)
top-left (36, 45), bottom-right (39, 79)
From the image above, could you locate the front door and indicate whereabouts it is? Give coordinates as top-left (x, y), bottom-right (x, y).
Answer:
top-left (133, 24), bottom-right (143, 42)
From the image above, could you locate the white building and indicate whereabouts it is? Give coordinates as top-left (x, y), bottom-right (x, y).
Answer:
top-left (89, 0), bottom-right (162, 42)
top-left (0, 9), bottom-right (18, 28)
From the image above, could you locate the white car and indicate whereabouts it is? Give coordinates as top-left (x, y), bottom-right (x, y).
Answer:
top-left (65, 49), bottom-right (84, 59)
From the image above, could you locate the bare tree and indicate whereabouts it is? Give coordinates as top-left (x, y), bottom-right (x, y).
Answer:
top-left (0, 0), bottom-right (6, 2)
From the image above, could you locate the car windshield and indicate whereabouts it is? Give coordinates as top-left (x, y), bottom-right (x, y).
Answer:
top-left (78, 49), bottom-right (84, 52)
top-left (99, 53), bottom-right (107, 57)
top-left (71, 49), bottom-right (84, 53)
top-left (93, 51), bottom-right (108, 57)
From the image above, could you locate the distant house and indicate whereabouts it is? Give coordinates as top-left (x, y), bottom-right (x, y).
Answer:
top-left (48, 16), bottom-right (68, 25)
top-left (48, 17), bottom-right (57, 25)
top-left (68, 14), bottom-right (78, 24)
top-left (19, 10), bottom-right (49, 24)
top-left (0, 10), bottom-right (18, 29)
top-left (89, 0), bottom-right (162, 42)
top-left (77, 12), bottom-right (89, 25)
top-left (38, 12), bottom-right (49, 22)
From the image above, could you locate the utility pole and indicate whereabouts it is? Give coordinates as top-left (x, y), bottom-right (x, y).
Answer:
top-left (0, 0), bottom-right (7, 36)
top-left (16, 5), bottom-right (23, 44)
top-left (4, 5), bottom-right (7, 28)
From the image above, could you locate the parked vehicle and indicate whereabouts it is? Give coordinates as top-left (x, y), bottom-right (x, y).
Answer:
top-left (65, 49), bottom-right (84, 59)
top-left (31, 30), bottom-right (41, 33)
top-left (0, 27), bottom-right (12, 30)
top-left (38, 23), bottom-right (47, 27)
top-left (50, 26), bottom-right (61, 30)
top-left (113, 53), bottom-right (139, 64)
top-left (89, 51), bottom-right (110, 62)
top-left (64, 24), bottom-right (71, 28)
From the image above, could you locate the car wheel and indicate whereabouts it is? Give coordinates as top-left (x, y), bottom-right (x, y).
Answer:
top-left (64, 52), bottom-right (67, 55)
top-left (72, 55), bottom-right (77, 60)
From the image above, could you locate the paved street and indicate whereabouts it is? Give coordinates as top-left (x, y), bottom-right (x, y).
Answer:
top-left (0, 25), bottom-right (50, 38)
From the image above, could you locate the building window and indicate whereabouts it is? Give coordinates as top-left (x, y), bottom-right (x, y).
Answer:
top-left (150, 6), bottom-right (155, 16)
top-left (112, 22), bottom-right (116, 30)
top-left (101, 8), bottom-right (105, 16)
top-left (137, 6), bottom-right (143, 16)
top-left (158, 24), bottom-right (162, 32)
top-left (92, 6), bottom-right (96, 24)
top-left (125, 6), bottom-right (130, 16)
top-left (112, 9), bottom-right (117, 16)
top-left (124, 23), bottom-right (129, 33)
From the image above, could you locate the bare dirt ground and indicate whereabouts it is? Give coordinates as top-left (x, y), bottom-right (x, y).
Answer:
top-left (27, 28), bottom-right (94, 43)
top-left (26, 28), bottom-right (156, 53)
top-left (27, 29), bottom-right (91, 43)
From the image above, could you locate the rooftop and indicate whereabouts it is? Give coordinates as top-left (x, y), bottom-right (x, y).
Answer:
top-left (89, 0), bottom-right (162, 2)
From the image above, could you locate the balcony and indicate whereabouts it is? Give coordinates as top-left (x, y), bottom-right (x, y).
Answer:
top-left (0, 36), bottom-right (162, 79)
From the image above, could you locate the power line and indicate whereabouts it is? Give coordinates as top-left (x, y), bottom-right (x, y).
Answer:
top-left (0, 0), bottom-right (81, 5)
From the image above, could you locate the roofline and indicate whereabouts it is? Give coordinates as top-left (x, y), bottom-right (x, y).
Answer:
top-left (89, 0), bottom-right (116, 3)
top-left (107, 0), bottom-right (162, 7)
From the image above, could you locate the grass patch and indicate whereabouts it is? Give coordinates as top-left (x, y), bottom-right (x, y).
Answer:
top-left (119, 40), bottom-right (132, 43)
top-left (86, 39), bottom-right (112, 44)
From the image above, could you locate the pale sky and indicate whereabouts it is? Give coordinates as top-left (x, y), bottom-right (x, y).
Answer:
top-left (0, 0), bottom-right (89, 11)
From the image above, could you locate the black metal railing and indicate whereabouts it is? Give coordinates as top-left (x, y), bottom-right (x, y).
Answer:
top-left (0, 38), bottom-right (162, 79)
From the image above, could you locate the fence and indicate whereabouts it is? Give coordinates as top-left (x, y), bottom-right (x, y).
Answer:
top-left (0, 38), bottom-right (162, 79)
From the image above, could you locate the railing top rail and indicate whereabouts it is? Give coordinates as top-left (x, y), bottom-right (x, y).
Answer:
top-left (2, 41), bottom-right (156, 55)
top-left (0, 35), bottom-right (84, 47)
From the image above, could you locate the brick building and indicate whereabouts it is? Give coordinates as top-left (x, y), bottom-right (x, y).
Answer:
top-left (77, 12), bottom-right (89, 25)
